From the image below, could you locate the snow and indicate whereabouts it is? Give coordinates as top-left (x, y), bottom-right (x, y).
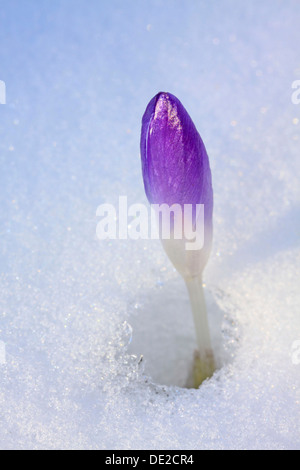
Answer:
top-left (0, 0), bottom-right (299, 450)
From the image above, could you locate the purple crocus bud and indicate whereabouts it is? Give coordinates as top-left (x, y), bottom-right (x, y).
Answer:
top-left (140, 92), bottom-right (213, 278)
top-left (140, 92), bottom-right (216, 387)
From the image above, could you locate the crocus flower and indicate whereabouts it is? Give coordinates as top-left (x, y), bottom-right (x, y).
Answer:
top-left (140, 92), bottom-right (215, 387)
top-left (141, 92), bottom-right (213, 275)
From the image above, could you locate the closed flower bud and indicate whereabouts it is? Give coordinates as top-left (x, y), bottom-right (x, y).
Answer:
top-left (140, 91), bottom-right (213, 278)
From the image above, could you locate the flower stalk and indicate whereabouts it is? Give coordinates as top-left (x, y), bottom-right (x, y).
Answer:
top-left (185, 276), bottom-right (215, 387)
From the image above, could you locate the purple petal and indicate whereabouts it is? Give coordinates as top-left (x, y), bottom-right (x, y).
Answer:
top-left (140, 92), bottom-right (213, 228)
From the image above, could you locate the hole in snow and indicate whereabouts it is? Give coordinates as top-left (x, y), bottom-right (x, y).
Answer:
top-left (127, 277), bottom-right (239, 388)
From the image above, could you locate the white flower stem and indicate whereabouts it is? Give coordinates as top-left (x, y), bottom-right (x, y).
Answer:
top-left (184, 275), bottom-right (216, 387)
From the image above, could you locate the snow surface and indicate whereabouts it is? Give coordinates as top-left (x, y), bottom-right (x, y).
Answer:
top-left (0, 0), bottom-right (300, 450)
